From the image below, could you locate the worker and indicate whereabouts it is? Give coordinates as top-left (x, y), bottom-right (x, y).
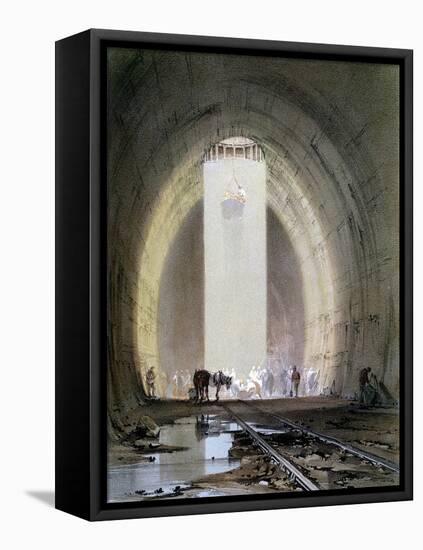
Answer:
top-left (359, 367), bottom-right (371, 404)
top-left (291, 366), bottom-right (301, 397)
top-left (146, 366), bottom-right (157, 398)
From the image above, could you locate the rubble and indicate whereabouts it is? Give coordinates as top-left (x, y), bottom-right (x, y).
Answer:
top-left (137, 415), bottom-right (160, 438)
top-left (108, 398), bottom-right (400, 501)
top-left (121, 415), bottom-right (161, 444)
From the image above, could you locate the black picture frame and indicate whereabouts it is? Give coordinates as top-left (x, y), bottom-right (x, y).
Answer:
top-left (55, 28), bottom-right (413, 521)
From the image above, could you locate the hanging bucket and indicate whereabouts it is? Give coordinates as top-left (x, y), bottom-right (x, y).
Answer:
top-left (221, 194), bottom-right (245, 219)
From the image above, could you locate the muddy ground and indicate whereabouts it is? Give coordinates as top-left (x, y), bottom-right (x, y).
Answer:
top-left (108, 397), bottom-right (399, 500)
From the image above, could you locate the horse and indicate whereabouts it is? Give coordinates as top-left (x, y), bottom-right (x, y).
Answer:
top-left (193, 369), bottom-right (211, 402)
top-left (193, 369), bottom-right (232, 402)
top-left (211, 371), bottom-right (233, 401)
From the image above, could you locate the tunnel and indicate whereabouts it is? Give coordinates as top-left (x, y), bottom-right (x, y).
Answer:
top-left (106, 47), bottom-right (399, 426)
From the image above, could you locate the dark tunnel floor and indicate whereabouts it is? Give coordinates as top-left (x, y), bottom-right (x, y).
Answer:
top-left (108, 397), bottom-right (399, 502)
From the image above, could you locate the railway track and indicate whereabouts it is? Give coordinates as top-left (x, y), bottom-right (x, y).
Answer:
top-left (223, 404), bottom-right (319, 491)
top-left (221, 400), bottom-right (399, 492)
top-left (239, 400), bottom-right (400, 473)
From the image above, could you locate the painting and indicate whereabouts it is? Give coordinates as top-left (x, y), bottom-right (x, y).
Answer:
top-left (106, 44), bottom-right (403, 504)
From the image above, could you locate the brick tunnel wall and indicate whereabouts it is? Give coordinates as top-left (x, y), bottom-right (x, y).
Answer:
top-left (106, 47), bottom-right (399, 426)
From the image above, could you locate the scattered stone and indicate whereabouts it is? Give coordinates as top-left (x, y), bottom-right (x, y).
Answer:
top-left (271, 478), bottom-right (290, 490)
top-left (229, 445), bottom-right (255, 458)
top-left (138, 415), bottom-right (161, 438)
top-left (269, 432), bottom-right (298, 445)
top-left (304, 453), bottom-right (325, 463)
top-left (173, 485), bottom-right (183, 495)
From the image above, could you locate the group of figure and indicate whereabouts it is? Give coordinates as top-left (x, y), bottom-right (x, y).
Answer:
top-left (170, 369), bottom-right (192, 399)
top-left (146, 364), bottom-right (382, 406)
top-left (144, 364), bottom-right (305, 400)
top-left (228, 364), bottom-right (303, 399)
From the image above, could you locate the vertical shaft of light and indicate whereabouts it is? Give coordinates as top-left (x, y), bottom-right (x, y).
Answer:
top-left (204, 157), bottom-right (267, 382)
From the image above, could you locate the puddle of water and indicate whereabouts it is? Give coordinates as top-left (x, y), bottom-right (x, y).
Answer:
top-left (108, 416), bottom-right (241, 502)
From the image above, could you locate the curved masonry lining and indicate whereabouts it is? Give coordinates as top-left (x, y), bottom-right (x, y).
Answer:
top-left (107, 49), bottom-right (399, 421)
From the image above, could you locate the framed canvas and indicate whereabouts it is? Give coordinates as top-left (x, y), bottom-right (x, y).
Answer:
top-left (55, 29), bottom-right (413, 521)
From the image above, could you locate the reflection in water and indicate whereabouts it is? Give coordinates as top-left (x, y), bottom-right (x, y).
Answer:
top-left (108, 416), bottom-right (240, 502)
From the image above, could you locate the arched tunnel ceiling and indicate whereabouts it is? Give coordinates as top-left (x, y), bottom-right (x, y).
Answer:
top-left (107, 47), bottom-right (399, 420)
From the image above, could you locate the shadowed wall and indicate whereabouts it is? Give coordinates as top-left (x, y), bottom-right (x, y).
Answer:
top-left (267, 208), bottom-right (305, 371)
top-left (157, 200), bottom-right (204, 387)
